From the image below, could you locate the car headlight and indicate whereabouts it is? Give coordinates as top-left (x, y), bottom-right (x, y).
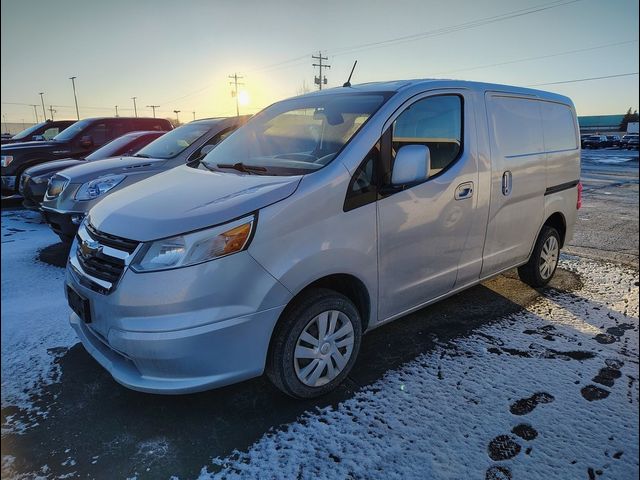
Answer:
top-left (131, 215), bottom-right (255, 272)
top-left (1, 155), bottom-right (14, 167)
top-left (75, 174), bottom-right (126, 200)
top-left (45, 174), bottom-right (70, 199)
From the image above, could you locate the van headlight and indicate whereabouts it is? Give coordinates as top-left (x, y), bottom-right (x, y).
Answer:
top-left (75, 174), bottom-right (126, 200)
top-left (131, 215), bottom-right (255, 272)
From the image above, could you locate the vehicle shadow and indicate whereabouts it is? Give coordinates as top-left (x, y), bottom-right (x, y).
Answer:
top-left (0, 266), bottom-right (583, 479)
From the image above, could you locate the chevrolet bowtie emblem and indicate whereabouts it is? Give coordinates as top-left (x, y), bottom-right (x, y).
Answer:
top-left (80, 238), bottom-right (101, 256)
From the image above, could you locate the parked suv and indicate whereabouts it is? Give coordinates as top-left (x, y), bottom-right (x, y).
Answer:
top-left (1, 119), bottom-right (76, 145)
top-left (20, 130), bottom-right (166, 209)
top-left (582, 135), bottom-right (609, 149)
top-left (65, 80), bottom-right (580, 398)
top-left (620, 133), bottom-right (639, 148)
top-left (41, 116), bottom-right (249, 242)
top-left (0, 117), bottom-right (172, 196)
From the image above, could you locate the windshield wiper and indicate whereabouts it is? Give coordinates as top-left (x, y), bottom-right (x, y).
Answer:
top-left (216, 162), bottom-right (267, 174)
top-left (133, 153), bottom-right (150, 158)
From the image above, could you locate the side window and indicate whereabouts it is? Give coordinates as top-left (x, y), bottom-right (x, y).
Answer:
top-left (344, 143), bottom-right (380, 212)
top-left (42, 127), bottom-right (60, 140)
top-left (83, 122), bottom-right (109, 146)
top-left (110, 120), bottom-right (129, 139)
top-left (540, 102), bottom-right (577, 151)
top-left (392, 95), bottom-right (462, 176)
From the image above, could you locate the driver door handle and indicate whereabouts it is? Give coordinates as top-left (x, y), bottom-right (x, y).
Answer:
top-left (455, 182), bottom-right (474, 200)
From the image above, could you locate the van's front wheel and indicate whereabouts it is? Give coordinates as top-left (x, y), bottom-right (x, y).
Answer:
top-left (266, 289), bottom-right (362, 399)
top-left (518, 225), bottom-right (560, 288)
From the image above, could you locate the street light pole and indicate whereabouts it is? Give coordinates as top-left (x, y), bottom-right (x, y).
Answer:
top-left (2, 114), bottom-right (8, 134)
top-left (69, 76), bottom-right (80, 120)
top-left (132, 97), bottom-right (138, 117)
top-left (31, 104), bottom-right (39, 123)
top-left (49, 105), bottom-right (56, 120)
top-left (39, 92), bottom-right (46, 120)
top-left (192, 111), bottom-right (196, 121)
top-left (173, 110), bottom-right (181, 125)
top-left (115, 105), bottom-right (119, 117)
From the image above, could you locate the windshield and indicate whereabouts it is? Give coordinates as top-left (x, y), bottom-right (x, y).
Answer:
top-left (53, 119), bottom-right (93, 141)
top-left (134, 123), bottom-right (210, 159)
top-left (85, 133), bottom-right (141, 161)
top-left (12, 122), bottom-right (47, 140)
top-left (201, 92), bottom-right (390, 175)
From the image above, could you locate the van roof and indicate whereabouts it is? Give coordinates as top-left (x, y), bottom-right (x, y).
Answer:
top-left (304, 79), bottom-right (574, 106)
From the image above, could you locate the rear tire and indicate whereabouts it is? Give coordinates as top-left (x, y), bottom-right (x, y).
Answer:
top-left (518, 226), bottom-right (560, 288)
top-left (266, 288), bottom-right (362, 399)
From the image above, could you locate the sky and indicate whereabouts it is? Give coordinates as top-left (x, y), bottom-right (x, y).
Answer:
top-left (1, 0), bottom-right (638, 124)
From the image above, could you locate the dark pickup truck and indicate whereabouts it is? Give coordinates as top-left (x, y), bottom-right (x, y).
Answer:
top-left (1, 117), bottom-right (172, 196)
top-left (1, 120), bottom-right (76, 145)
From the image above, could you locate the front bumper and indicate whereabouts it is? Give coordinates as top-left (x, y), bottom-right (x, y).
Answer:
top-left (41, 207), bottom-right (85, 239)
top-left (66, 248), bottom-right (292, 394)
top-left (21, 177), bottom-right (48, 210)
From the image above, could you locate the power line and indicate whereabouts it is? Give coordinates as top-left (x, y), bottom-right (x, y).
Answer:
top-left (331, 0), bottom-right (584, 57)
top-left (434, 39), bottom-right (638, 75)
top-left (529, 72), bottom-right (639, 86)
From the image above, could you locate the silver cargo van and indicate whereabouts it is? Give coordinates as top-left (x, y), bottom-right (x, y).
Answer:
top-left (65, 80), bottom-right (581, 398)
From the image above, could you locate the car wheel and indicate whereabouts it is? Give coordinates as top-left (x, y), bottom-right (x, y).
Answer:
top-left (266, 288), bottom-right (362, 399)
top-left (518, 225), bottom-right (561, 288)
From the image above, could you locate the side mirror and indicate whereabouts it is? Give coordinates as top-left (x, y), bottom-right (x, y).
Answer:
top-left (391, 145), bottom-right (431, 185)
top-left (79, 135), bottom-right (93, 148)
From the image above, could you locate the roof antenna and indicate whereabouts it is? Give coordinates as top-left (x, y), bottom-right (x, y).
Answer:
top-left (343, 60), bottom-right (358, 87)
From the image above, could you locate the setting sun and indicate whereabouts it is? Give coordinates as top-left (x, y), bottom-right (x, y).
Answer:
top-left (238, 90), bottom-right (250, 106)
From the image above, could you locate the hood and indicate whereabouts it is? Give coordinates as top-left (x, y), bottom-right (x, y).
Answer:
top-left (89, 165), bottom-right (302, 241)
top-left (24, 158), bottom-right (85, 178)
top-left (1, 140), bottom-right (64, 152)
top-left (56, 156), bottom-right (166, 183)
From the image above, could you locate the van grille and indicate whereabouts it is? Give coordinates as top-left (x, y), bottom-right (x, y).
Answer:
top-left (85, 222), bottom-right (139, 253)
top-left (76, 247), bottom-right (125, 283)
top-left (75, 224), bottom-right (140, 287)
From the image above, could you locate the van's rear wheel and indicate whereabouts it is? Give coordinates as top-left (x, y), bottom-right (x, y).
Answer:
top-left (518, 226), bottom-right (560, 288)
top-left (266, 288), bottom-right (362, 399)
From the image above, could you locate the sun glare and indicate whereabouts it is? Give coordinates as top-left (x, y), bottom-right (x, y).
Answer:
top-left (238, 90), bottom-right (250, 106)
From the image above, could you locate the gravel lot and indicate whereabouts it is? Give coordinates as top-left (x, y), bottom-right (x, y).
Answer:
top-left (1, 148), bottom-right (638, 479)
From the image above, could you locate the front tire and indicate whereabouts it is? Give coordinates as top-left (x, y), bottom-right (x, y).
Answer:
top-left (266, 288), bottom-right (362, 399)
top-left (518, 226), bottom-right (560, 288)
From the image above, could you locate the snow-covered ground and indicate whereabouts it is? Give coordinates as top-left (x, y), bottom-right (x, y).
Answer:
top-left (203, 259), bottom-right (639, 480)
top-left (1, 210), bottom-right (78, 434)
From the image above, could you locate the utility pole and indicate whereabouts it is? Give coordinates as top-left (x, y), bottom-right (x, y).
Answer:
top-left (31, 104), bottom-right (39, 123)
top-left (131, 97), bottom-right (138, 117)
top-left (312, 51), bottom-right (330, 90)
top-left (2, 114), bottom-right (8, 134)
top-left (69, 76), bottom-right (80, 120)
top-left (173, 110), bottom-right (181, 125)
top-left (48, 105), bottom-right (56, 120)
top-left (147, 105), bottom-right (160, 118)
top-left (192, 111), bottom-right (196, 121)
top-left (228, 73), bottom-right (244, 117)
top-left (115, 105), bottom-right (119, 117)
top-left (39, 92), bottom-right (46, 120)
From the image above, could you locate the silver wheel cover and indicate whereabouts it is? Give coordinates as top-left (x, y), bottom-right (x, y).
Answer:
top-left (539, 235), bottom-right (559, 280)
top-left (294, 310), bottom-right (355, 387)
